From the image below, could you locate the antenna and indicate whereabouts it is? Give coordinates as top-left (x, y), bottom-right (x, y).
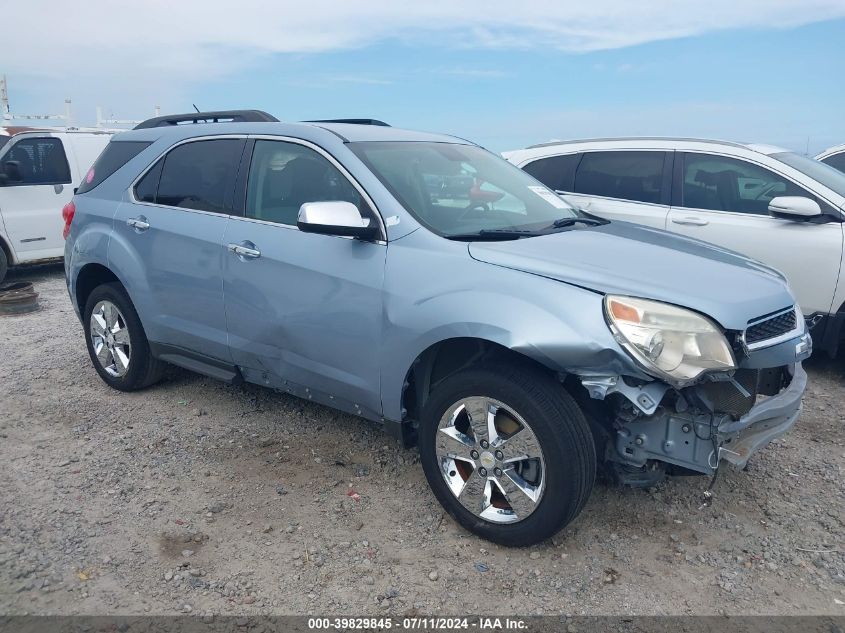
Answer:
top-left (192, 104), bottom-right (201, 113)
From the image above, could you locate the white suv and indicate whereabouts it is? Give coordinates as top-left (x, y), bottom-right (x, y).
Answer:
top-left (817, 144), bottom-right (845, 173)
top-left (0, 127), bottom-right (113, 282)
top-left (504, 138), bottom-right (845, 356)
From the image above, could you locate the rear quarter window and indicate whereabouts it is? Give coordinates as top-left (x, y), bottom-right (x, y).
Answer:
top-left (76, 141), bottom-right (152, 194)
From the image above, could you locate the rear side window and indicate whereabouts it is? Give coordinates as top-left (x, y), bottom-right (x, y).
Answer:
top-left (522, 153), bottom-right (581, 192)
top-left (574, 151), bottom-right (665, 204)
top-left (76, 141), bottom-right (151, 194)
top-left (136, 139), bottom-right (243, 213)
top-left (2, 137), bottom-right (71, 185)
top-left (821, 152), bottom-right (845, 174)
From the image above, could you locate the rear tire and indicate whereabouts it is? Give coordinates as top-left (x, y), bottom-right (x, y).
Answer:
top-left (83, 282), bottom-right (164, 391)
top-left (419, 363), bottom-right (596, 546)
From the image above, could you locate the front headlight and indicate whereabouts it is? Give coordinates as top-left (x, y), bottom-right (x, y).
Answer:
top-left (604, 295), bottom-right (736, 385)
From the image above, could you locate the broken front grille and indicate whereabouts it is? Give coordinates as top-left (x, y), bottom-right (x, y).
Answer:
top-left (744, 308), bottom-right (798, 347)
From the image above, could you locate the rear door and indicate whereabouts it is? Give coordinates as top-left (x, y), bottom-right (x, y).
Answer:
top-left (222, 137), bottom-right (386, 419)
top-left (550, 150), bottom-right (672, 229)
top-left (111, 137), bottom-right (244, 362)
top-left (0, 136), bottom-right (73, 259)
top-left (666, 151), bottom-right (843, 316)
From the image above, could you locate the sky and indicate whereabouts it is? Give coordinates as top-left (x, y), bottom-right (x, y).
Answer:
top-left (3, 1), bottom-right (845, 154)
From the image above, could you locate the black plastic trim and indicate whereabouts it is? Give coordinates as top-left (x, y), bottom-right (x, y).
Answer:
top-left (306, 119), bottom-right (390, 127)
top-left (149, 343), bottom-right (243, 384)
top-left (134, 110), bottom-right (278, 129)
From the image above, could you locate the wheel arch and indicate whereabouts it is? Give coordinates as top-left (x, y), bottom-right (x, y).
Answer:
top-left (74, 263), bottom-right (125, 315)
top-left (399, 336), bottom-right (560, 442)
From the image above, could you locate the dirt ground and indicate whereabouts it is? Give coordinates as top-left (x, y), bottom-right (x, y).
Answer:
top-left (0, 263), bottom-right (843, 617)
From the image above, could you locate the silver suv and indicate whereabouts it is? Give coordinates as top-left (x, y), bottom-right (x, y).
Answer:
top-left (64, 111), bottom-right (811, 546)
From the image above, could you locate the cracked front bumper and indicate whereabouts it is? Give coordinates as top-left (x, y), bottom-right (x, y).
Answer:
top-left (716, 363), bottom-right (806, 469)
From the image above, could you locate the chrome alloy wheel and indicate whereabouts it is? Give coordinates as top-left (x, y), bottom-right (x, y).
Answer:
top-left (90, 300), bottom-right (131, 378)
top-left (435, 396), bottom-right (546, 523)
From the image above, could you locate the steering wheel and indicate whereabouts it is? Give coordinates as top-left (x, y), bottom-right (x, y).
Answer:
top-left (458, 200), bottom-right (490, 220)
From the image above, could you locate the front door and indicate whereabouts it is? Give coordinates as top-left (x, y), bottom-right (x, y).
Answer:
top-left (0, 136), bottom-right (73, 259)
top-left (222, 138), bottom-right (386, 419)
top-left (666, 152), bottom-right (843, 317)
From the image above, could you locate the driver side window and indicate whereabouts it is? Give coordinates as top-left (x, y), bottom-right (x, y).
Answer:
top-left (681, 153), bottom-right (808, 215)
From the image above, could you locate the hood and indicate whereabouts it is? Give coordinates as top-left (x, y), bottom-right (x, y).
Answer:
top-left (468, 221), bottom-right (794, 331)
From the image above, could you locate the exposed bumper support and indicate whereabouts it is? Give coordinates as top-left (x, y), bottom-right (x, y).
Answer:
top-left (601, 363), bottom-right (806, 475)
top-left (716, 363), bottom-right (806, 469)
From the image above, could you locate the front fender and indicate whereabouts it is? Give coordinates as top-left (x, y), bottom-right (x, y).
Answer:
top-left (380, 230), bottom-right (644, 421)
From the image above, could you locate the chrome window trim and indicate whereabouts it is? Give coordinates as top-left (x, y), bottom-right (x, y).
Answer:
top-left (741, 306), bottom-right (804, 352)
top-left (127, 133), bottom-right (388, 242)
top-left (557, 190), bottom-right (670, 209)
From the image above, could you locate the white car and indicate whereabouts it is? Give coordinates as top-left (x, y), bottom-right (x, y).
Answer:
top-left (0, 127), bottom-right (113, 282)
top-left (816, 144), bottom-right (845, 173)
top-left (504, 138), bottom-right (845, 356)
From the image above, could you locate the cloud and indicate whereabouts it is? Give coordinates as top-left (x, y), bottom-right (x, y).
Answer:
top-left (5, 0), bottom-right (844, 85)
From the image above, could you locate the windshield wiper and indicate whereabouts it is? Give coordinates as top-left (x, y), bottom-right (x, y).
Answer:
top-left (551, 216), bottom-right (608, 228)
top-left (446, 229), bottom-right (541, 241)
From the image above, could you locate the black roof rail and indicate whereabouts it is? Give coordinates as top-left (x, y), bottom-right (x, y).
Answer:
top-left (134, 110), bottom-right (279, 130)
top-left (305, 118), bottom-right (390, 127)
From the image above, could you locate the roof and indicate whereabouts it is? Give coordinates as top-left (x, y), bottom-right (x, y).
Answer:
top-left (505, 136), bottom-right (792, 160)
top-left (817, 143), bottom-right (845, 159)
top-left (112, 120), bottom-right (470, 146)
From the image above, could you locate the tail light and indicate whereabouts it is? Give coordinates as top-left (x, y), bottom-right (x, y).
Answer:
top-left (62, 201), bottom-right (76, 239)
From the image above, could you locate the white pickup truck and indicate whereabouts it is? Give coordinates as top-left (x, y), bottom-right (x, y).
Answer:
top-left (0, 127), bottom-right (112, 282)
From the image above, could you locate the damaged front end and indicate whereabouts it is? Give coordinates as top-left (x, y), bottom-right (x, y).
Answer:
top-left (577, 300), bottom-right (812, 486)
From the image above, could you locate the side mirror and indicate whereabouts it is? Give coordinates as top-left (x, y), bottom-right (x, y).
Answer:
top-left (2, 160), bottom-right (22, 183)
top-left (297, 201), bottom-right (380, 240)
top-left (768, 196), bottom-right (821, 220)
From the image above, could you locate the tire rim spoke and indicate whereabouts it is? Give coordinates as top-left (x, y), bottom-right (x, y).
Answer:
top-left (456, 470), bottom-right (489, 515)
top-left (496, 468), bottom-right (541, 519)
top-left (113, 327), bottom-right (131, 346)
top-left (436, 425), bottom-right (475, 460)
top-left (499, 424), bottom-right (542, 464)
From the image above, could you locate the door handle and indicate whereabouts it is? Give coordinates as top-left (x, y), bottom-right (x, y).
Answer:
top-left (671, 216), bottom-right (709, 226)
top-left (126, 216), bottom-right (150, 232)
top-left (227, 242), bottom-right (261, 260)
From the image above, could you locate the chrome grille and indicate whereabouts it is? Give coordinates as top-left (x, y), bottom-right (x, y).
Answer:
top-left (744, 308), bottom-right (798, 347)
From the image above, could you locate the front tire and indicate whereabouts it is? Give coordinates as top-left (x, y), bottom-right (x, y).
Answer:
top-left (419, 363), bottom-right (596, 546)
top-left (0, 247), bottom-right (7, 284)
top-left (83, 282), bottom-right (164, 391)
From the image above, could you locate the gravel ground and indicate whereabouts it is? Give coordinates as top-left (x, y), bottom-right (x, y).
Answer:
top-left (1, 264), bottom-right (843, 617)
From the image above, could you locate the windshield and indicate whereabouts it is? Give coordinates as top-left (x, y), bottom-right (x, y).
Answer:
top-left (349, 141), bottom-right (581, 238)
top-left (0, 135), bottom-right (9, 155)
top-left (772, 152), bottom-right (845, 199)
